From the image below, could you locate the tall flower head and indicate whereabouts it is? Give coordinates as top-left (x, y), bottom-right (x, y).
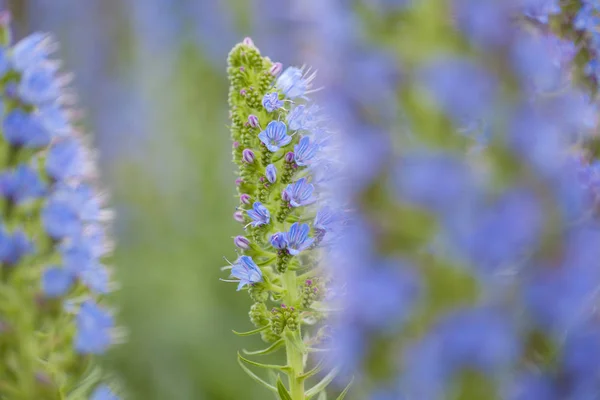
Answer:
top-left (258, 120), bottom-right (292, 152)
top-left (0, 19), bottom-right (118, 398)
top-left (225, 38), bottom-right (337, 398)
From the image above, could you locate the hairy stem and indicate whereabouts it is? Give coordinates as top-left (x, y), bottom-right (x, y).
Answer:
top-left (283, 270), bottom-right (304, 399)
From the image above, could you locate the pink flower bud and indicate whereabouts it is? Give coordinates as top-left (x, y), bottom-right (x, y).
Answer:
top-left (243, 37), bottom-right (255, 47)
top-left (285, 152), bottom-right (295, 163)
top-left (240, 194), bottom-right (251, 205)
top-left (248, 115), bottom-right (259, 128)
top-left (270, 62), bottom-right (283, 76)
top-left (233, 211), bottom-right (244, 223)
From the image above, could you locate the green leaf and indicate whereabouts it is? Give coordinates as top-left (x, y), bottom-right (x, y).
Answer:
top-left (237, 355), bottom-right (277, 393)
top-left (335, 377), bottom-right (354, 400)
top-left (238, 352), bottom-right (291, 372)
top-left (317, 392), bottom-right (327, 400)
top-left (243, 338), bottom-right (285, 356)
top-left (232, 324), bottom-right (270, 336)
top-left (305, 367), bottom-right (340, 399)
top-left (276, 376), bottom-right (293, 400)
top-left (298, 359), bottom-right (324, 381)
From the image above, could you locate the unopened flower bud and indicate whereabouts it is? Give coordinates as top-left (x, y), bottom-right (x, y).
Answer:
top-left (270, 62), bottom-right (283, 76)
top-left (248, 114), bottom-right (259, 128)
top-left (243, 37), bottom-right (255, 47)
top-left (234, 235), bottom-right (251, 250)
top-left (240, 193), bottom-right (251, 205)
top-left (285, 152), bottom-right (295, 163)
top-left (242, 149), bottom-right (255, 164)
top-left (234, 211), bottom-right (244, 222)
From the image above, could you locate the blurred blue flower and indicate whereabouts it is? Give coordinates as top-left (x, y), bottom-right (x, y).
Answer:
top-left (277, 67), bottom-right (314, 99)
top-left (287, 104), bottom-right (320, 131)
top-left (0, 164), bottom-right (46, 204)
top-left (90, 384), bottom-right (119, 400)
top-left (41, 266), bottom-right (74, 297)
top-left (269, 232), bottom-right (288, 250)
top-left (75, 300), bottom-right (113, 354)
top-left (3, 109), bottom-right (52, 148)
top-left (18, 63), bottom-right (61, 105)
top-left (46, 138), bottom-right (86, 181)
top-left (0, 228), bottom-right (33, 266)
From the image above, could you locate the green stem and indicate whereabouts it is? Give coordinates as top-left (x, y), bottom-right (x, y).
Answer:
top-left (283, 270), bottom-right (304, 400)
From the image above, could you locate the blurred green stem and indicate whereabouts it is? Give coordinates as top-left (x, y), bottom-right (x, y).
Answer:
top-left (283, 270), bottom-right (304, 399)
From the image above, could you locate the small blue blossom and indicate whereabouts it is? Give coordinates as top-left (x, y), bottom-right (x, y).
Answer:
top-left (270, 232), bottom-right (288, 249)
top-left (284, 178), bottom-right (315, 207)
top-left (42, 184), bottom-right (102, 239)
top-left (0, 228), bottom-right (34, 266)
top-left (62, 238), bottom-right (109, 294)
top-left (522, 0), bottom-right (561, 23)
top-left (285, 222), bottom-right (314, 255)
top-left (246, 201), bottom-right (270, 227)
top-left (75, 300), bottom-right (113, 354)
top-left (38, 103), bottom-right (71, 135)
top-left (262, 92), bottom-right (284, 112)
top-left (421, 58), bottom-right (497, 124)
top-left (230, 255), bottom-right (263, 290)
top-left (294, 136), bottom-right (319, 166)
top-left (18, 63), bottom-right (61, 105)
top-left (314, 206), bottom-right (340, 232)
top-left (90, 385), bottom-right (119, 400)
top-left (46, 139), bottom-right (85, 181)
top-left (42, 266), bottom-right (73, 297)
top-left (0, 164), bottom-right (46, 204)
top-left (287, 104), bottom-right (320, 131)
top-left (276, 67), bottom-right (315, 99)
top-left (11, 33), bottom-right (53, 72)
top-left (266, 163), bottom-right (277, 183)
top-left (0, 47), bottom-right (10, 77)
top-left (258, 121), bottom-right (292, 152)
top-left (3, 109), bottom-right (52, 148)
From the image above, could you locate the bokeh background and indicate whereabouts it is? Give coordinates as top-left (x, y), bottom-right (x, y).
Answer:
top-left (8, 1), bottom-right (312, 398)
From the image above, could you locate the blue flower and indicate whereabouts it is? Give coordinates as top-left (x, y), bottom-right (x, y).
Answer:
top-left (0, 228), bottom-right (34, 266)
top-left (0, 164), bottom-right (46, 204)
top-left (3, 109), bottom-right (52, 148)
top-left (287, 104), bottom-right (320, 131)
top-left (270, 232), bottom-right (288, 249)
top-left (294, 136), bottom-right (318, 166)
top-left (18, 63), bottom-right (61, 105)
top-left (75, 300), bottom-right (113, 354)
top-left (42, 266), bottom-right (73, 297)
top-left (276, 67), bottom-right (315, 99)
top-left (0, 47), bottom-right (10, 77)
top-left (11, 33), bottom-right (53, 72)
top-left (42, 184), bottom-right (102, 239)
top-left (38, 103), bottom-right (71, 135)
top-left (46, 138), bottom-right (85, 181)
top-left (262, 92), bottom-right (284, 112)
top-left (230, 256), bottom-right (263, 290)
top-left (284, 178), bottom-right (315, 207)
top-left (285, 222), bottom-right (314, 255)
top-left (258, 121), bottom-right (292, 152)
top-left (266, 163), bottom-right (277, 183)
top-left (314, 206), bottom-right (339, 232)
top-left (90, 385), bottom-right (119, 400)
top-left (61, 238), bottom-right (109, 294)
top-left (246, 202), bottom-right (270, 227)
top-left (421, 58), bottom-right (497, 124)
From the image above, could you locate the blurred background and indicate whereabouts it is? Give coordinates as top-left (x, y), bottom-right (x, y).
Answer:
top-left (8, 0), bottom-right (312, 398)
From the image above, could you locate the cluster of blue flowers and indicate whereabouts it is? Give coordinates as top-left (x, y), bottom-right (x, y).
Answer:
top-left (303, 0), bottom-right (600, 398)
top-left (225, 38), bottom-right (344, 399)
top-left (0, 15), bottom-right (118, 399)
